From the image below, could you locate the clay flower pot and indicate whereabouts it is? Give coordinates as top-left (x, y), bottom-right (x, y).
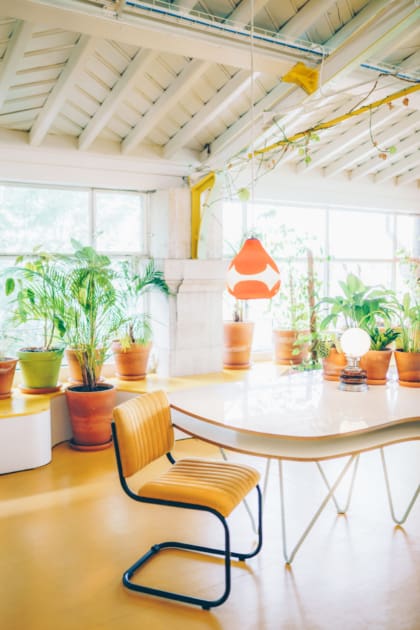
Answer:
top-left (322, 347), bottom-right (347, 381)
top-left (0, 357), bottom-right (18, 399)
top-left (223, 321), bottom-right (254, 369)
top-left (359, 349), bottom-right (393, 385)
top-left (273, 330), bottom-right (308, 366)
top-left (394, 351), bottom-right (420, 388)
top-left (65, 383), bottom-right (116, 450)
top-left (111, 341), bottom-right (151, 380)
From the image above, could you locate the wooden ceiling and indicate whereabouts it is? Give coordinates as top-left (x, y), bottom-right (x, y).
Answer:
top-left (0, 0), bottom-right (419, 189)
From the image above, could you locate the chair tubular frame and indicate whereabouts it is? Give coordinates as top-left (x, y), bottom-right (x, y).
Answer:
top-left (111, 422), bottom-right (263, 610)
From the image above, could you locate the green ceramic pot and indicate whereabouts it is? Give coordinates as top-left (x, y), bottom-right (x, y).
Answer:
top-left (17, 347), bottom-right (64, 393)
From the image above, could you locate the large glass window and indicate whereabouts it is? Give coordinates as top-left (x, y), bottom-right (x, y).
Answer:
top-left (0, 182), bottom-right (147, 355)
top-left (223, 201), bottom-right (419, 352)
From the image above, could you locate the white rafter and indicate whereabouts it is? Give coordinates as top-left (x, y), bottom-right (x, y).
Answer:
top-left (295, 104), bottom-right (402, 174)
top-left (0, 20), bottom-right (33, 110)
top-left (396, 163), bottom-right (420, 186)
top-left (164, 69), bottom-right (255, 159)
top-left (122, 58), bottom-right (211, 154)
top-left (373, 150), bottom-right (420, 184)
top-left (351, 133), bottom-right (420, 180)
top-left (324, 112), bottom-right (420, 178)
top-left (78, 48), bottom-right (157, 151)
top-left (141, 0), bottom-right (269, 159)
top-left (29, 35), bottom-right (97, 146)
top-left (0, 0), bottom-right (299, 75)
top-left (202, 0), bottom-right (417, 166)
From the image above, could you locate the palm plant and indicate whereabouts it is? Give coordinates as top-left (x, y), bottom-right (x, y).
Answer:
top-left (116, 258), bottom-right (169, 349)
top-left (65, 241), bottom-right (126, 391)
top-left (4, 248), bottom-right (67, 351)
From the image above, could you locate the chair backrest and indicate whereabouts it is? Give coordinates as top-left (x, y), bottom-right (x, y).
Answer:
top-left (112, 390), bottom-right (174, 478)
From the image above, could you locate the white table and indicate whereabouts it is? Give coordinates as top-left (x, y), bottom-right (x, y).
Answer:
top-left (169, 366), bottom-right (420, 563)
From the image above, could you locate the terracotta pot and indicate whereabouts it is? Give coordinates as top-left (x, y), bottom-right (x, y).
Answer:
top-left (359, 349), bottom-right (392, 385)
top-left (273, 330), bottom-right (308, 366)
top-left (65, 383), bottom-right (116, 450)
top-left (223, 321), bottom-right (254, 369)
top-left (0, 357), bottom-right (18, 399)
top-left (322, 347), bottom-right (347, 381)
top-left (112, 341), bottom-right (151, 380)
top-left (394, 351), bottom-right (420, 388)
top-left (65, 348), bottom-right (103, 384)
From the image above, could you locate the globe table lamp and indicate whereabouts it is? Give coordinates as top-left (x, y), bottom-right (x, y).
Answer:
top-left (339, 327), bottom-right (371, 392)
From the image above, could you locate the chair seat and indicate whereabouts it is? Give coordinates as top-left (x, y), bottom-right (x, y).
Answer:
top-left (138, 457), bottom-right (260, 517)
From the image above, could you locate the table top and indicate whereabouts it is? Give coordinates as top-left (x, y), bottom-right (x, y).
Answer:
top-left (169, 365), bottom-right (420, 460)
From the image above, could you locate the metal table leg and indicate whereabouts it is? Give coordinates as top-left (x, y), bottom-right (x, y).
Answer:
top-left (278, 455), bottom-right (357, 565)
top-left (380, 448), bottom-right (420, 525)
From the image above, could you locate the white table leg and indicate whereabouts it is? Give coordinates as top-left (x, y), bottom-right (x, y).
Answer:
top-left (380, 447), bottom-right (420, 525)
top-left (278, 455), bottom-right (357, 565)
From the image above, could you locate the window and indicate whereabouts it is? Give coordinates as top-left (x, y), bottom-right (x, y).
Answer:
top-left (0, 182), bottom-right (147, 355)
top-left (223, 201), bottom-right (419, 352)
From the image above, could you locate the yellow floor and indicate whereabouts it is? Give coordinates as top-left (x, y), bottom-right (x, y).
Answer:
top-left (1, 370), bottom-right (419, 630)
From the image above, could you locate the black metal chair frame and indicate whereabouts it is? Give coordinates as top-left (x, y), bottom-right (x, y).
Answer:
top-left (112, 422), bottom-right (263, 610)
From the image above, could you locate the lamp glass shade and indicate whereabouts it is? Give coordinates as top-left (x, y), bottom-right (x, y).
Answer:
top-left (226, 237), bottom-right (280, 300)
top-left (340, 327), bottom-right (371, 358)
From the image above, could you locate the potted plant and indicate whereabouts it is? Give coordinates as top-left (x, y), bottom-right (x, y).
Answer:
top-left (269, 228), bottom-right (312, 366)
top-left (0, 317), bottom-right (18, 399)
top-left (111, 259), bottom-right (169, 380)
top-left (318, 273), bottom-right (400, 384)
top-left (64, 241), bottom-right (126, 450)
top-left (223, 298), bottom-right (255, 369)
top-left (4, 249), bottom-right (67, 393)
top-left (393, 290), bottom-right (420, 387)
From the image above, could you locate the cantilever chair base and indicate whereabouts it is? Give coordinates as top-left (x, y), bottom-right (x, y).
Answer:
top-left (120, 491), bottom-right (262, 610)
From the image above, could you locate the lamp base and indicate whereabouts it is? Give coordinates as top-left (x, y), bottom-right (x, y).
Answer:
top-left (339, 366), bottom-right (368, 392)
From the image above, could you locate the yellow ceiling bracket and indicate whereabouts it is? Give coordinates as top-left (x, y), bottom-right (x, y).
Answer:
top-left (190, 172), bottom-right (215, 259)
top-left (282, 62), bottom-right (319, 95)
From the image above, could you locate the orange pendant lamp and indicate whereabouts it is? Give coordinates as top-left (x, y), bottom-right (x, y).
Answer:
top-left (227, 237), bottom-right (280, 299)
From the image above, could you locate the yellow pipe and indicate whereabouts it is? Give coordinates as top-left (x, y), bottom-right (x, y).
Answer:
top-left (249, 83), bottom-right (420, 158)
top-left (190, 172), bottom-right (215, 259)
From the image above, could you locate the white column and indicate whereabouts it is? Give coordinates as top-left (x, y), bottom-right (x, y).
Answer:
top-left (149, 188), bottom-right (226, 376)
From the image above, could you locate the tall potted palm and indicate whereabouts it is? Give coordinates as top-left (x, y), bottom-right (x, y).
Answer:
top-left (111, 259), bottom-right (169, 380)
top-left (4, 249), bottom-right (67, 393)
top-left (64, 241), bottom-right (126, 450)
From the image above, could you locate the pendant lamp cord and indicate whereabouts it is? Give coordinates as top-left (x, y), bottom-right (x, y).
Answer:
top-left (249, 0), bottom-right (256, 233)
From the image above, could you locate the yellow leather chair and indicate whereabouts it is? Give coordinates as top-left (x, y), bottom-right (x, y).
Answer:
top-left (112, 390), bottom-right (263, 609)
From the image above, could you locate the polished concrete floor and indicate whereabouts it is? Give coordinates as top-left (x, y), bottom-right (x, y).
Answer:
top-left (1, 427), bottom-right (419, 630)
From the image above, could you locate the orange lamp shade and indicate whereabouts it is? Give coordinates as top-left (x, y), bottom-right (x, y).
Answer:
top-left (226, 237), bottom-right (280, 299)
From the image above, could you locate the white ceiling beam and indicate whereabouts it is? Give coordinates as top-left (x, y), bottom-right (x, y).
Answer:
top-left (227, 0), bottom-right (270, 27)
top-left (164, 69), bottom-right (255, 159)
top-left (156, 0), bottom-right (269, 160)
top-left (122, 59), bottom-right (211, 154)
top-left (324, 111), bottom-right (420, 178)
top-left (396, 164), bottom-right (420, 186)
top-left (0, 0), bottom-right (298, 75)
top-left (295, 104), bottom-right (402, 173)
top-left (372, 150), bottom-right (420, 184)
top-left (202, 0), bottom-right (417, 166)
top-left (78, 48), bottom-right (157, 150)
top-left (351, 133), bottom-right (420, 180)
top-left (0, 20), bottom-right (33, 110)
top-left (279, 0), bottom-right (338, 38)
top-left (29, 35), bottom-right (97, 146)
